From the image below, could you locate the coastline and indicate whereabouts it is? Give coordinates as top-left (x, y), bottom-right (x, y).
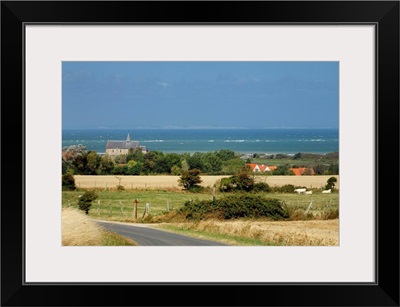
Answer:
top-left (62, 127), bottom-right (339, 155)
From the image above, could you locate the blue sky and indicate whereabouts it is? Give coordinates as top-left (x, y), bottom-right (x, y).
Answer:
top-left (62, 61), bottom-right (339, 129)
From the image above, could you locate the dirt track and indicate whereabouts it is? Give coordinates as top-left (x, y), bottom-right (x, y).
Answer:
top-left (73, 175), bottom-right (339, 190)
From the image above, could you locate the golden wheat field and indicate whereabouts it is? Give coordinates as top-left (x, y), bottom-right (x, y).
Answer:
top-left (74, 175), bottom-right (339, 190)
top-left (159, 219), bottom-right (339, 246)
top-left (62, 207), bottom-right (104, 245)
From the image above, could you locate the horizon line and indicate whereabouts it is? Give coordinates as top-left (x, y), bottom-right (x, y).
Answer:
top-left (63, 126), bottom-right (339, 130)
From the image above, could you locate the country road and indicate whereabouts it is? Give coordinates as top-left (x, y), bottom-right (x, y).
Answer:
top-left (95, 220), bottom-right (229, 246)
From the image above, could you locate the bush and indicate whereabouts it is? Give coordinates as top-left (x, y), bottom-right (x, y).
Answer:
top-left (273, 184), bottom-right (295, 193)
top-left (218, 172), bottom-right (255, 192)
top-left (62, 173), bottom-right (76, 191)
top-left (178, 194), bottom-right (289, 220)
top-left (253, 182), bottom-right (271, 192)
top-left (77, 191), bottom-right (98, 215)
top-left (219, 177), bottom-right (236, 192)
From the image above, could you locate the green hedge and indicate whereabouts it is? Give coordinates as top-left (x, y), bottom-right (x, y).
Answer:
top-left (179, 194), bottom-right (289, 220)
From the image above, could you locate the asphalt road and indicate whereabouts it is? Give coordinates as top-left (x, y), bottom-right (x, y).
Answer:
top-left (96, 221), bottom-right (229, 246)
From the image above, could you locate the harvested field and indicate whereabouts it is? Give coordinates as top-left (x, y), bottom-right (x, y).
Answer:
top-left (74, 175), bottom-right (339, 190)
top-left (158, 219), bottom-right (339, 246)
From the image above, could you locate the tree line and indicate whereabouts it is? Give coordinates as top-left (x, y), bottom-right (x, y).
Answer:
top-left (62, 145), bottom-right (245, 176)
top-left (62, 145), bottom-right (338, 176)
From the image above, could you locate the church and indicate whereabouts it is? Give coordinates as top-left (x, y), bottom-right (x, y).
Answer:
top-left (105, 133), bottom-right (148, 157)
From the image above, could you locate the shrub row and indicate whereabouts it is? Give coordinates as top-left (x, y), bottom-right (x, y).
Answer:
top-left (178, 194), bottom-right (289, 220)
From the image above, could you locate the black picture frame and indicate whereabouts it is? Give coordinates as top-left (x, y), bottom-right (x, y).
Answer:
top-left (1, 1), bottom-right (399, 306)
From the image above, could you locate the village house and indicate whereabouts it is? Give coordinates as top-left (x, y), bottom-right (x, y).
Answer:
top-left (289, 167), bottom-right (315, 176)
top-left (105, 133), bottom-right (148, 157)
top-left (246, 163), bottom-right (277, 173)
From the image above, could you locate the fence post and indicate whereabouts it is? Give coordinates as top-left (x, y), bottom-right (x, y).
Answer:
top-left (134, 199), bottom-right (139, 220)
top-left (305, 201), bottom-right (313, 214)
top-left (142, 203), bottom-right (147, 219)
top-left (166, 200), bottom-right (170, 211)
top-left (109, 201), bottom-right (112, 217)
top-left (98, 200), bottom-right (101, 216)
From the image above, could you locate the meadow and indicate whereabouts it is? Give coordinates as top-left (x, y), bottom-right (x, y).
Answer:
top-left (63, 182), bottom-right (339, 222)
top-left (62, 175), bottom-right (339, 246)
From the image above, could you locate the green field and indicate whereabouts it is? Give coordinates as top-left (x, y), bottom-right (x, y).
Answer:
top-left (62, 189), bottom-right (339, 223)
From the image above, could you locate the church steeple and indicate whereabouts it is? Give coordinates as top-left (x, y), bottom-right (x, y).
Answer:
top-left (126, 133), bottom-right (131, 143)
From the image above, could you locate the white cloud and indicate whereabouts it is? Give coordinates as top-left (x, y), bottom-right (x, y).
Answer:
top-left (156, 81), bottom-right (170, 88)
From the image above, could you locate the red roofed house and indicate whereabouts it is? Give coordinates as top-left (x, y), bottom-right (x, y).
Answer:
top-left (289, 167), bottom-right (315, 176)
top-left (247, 163), bottom-right (277, 173)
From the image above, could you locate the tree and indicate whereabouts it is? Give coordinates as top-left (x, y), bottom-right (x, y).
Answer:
top-left (327, 163), bottom-right (339, 175)
top-left (126, 148), bottom-right (145, 163)
top-left (313, 164), bottom-right (328, 175)
top-left (170, 165), bottom-right (182, 175)
top-left (77, 191), bottom-right (98, 215)
top-left (214, 149), bottom-right (236, 161)
top-left (154, 155), bottom-right (171, 174)
top-left (62, 173), bottom-right (76, 191)
top-left (187, 152), bottom-right (204, 171)
top-left (178, 169), bottom-right (202, 191)
top-left (86, 151), bottom-right (101, 174)
top-left (98, 154), bottom-right (115, 174)
top-left (325, 176), bottom-right (338, 190)
top-left (293, 152), bottom-right (302, 160)
top-left (62, 145), bottom-right (87, 174)
top-left (221, 158), bottom-right (245, 175)
top-left (142, 151), bottom-right (163, 174)
top-left (62, 159), bottom-right (70, 175)
top-left (164, 153), bottom-right (182, 170)
top-left (181, 159), bottom-right (189, 172)
top-left (272, 164), bottom-right (293, 175)
top-left (218, 170), bottom-right (255, 192)
top-left (201, 152), bottom-right (222, 173)
top-left (127, 160), bottom-right (142, 175)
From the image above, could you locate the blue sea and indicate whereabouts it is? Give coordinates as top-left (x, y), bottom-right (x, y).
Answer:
top-left (62, 128), bottom-right (339, 155)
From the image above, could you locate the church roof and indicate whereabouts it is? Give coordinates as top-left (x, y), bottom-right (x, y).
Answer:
top-left (106, 133), bottom-right (140, 149)
top-left (106, 140), bottom-right (140, 149)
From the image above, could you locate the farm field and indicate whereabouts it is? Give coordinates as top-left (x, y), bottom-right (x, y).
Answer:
top-left (63, 188), bottom-right (339, 221)
top-left (73, 175), bottom-right (339, 190)
top-left (64, 175), bottom-right (339, 246)
top-left (155, 219), bottom-right (339, 246)
top-left (62, 189), bottom-right (339, 246)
